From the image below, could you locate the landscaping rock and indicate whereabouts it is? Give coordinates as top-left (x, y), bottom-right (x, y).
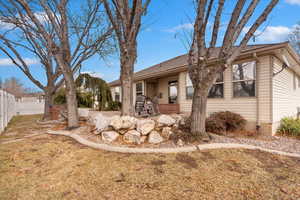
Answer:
top-left (177, 139), bottom-right (184, 146)
top-left (93, 113), bottom-right (110, 132)
top-left (118, 129), bottom-right (127, 135)
top-left (110, 116), bottom-right (123, 130)
top-left (140, 136), bottom-right (147, 143)
top-left (136, 119), bottom-right (155, 135)
top-left (171, 114), bottom-right (185, 125)
top-left (124, 130), bottom-right (141, 144)
top-left (148, 131), bottom-right (164, 144)
top-left (157, 115), bottom-right (176, 126)
top-left (161, 127), bottom-right (173, 139)
top-left (121, 116), bottom-right (137, 129)
top-left (102, 131), bottom-right (119, 143)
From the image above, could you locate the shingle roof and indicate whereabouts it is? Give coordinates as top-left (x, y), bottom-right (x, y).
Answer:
top-left (109, 42), bottom-right (290, 86)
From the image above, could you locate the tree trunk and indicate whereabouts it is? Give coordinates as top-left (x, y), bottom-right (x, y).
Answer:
top-left (190, 86), bottom-right (210, 139)
top-left (57, 59), bottom-right (79, 128)
top-left (43, 89), bottom-right (54, 120)
top-left (120, 55), bottom-right (135, 116)
top-left (64, 75), bottom-right (79, 129)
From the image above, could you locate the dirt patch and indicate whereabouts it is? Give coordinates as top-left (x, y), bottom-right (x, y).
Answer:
top-left (175, 153), bottom-right (198, 169)
top-left (150, 160), bottom-right (166, 166)
top-left (200, 151), bottom-right (216, 161)
top-left (243, 149), bottom-right (289, 173)
top-left (221, 159), bottom-right (252, 174)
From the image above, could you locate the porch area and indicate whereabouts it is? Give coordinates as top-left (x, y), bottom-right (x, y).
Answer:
top-left (140, 74), bottom-right (180, 114)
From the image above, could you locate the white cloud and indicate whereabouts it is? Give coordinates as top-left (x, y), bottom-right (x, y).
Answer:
top-left (164, 23), bottom-right (194, 33)
top-left (243, 26), bottom-right (292, 43)
top-left (0, 12), bottom-right (52, 30)
top-left (0, 21), bottom-right (15, 30)
top-left (285, 0), bottom-right (300, 5)
top-left (0, 58), bottom-right (39, 66)
top-left (81, 71), bottom-right (103, 78)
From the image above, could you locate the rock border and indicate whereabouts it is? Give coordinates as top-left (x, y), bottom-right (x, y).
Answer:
top-left (47, 130), bottom-right (300, 158)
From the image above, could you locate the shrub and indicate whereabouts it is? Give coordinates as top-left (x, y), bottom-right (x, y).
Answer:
top-left (106, 101), bottom-right (122, 111)
top-left (277, 117), bottom-right (300, 137)
top-left (209, 111), bottom-right (246, 132)
top-left (205, 117), bottom-right (226, 134)
top-left (181, 111), bottom-right (246, 135)
top-left (54, 89), bottom-right (93, 108)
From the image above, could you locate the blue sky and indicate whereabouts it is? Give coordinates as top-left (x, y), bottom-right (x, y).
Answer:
top-left (0, 0), bottom-right (300, 90)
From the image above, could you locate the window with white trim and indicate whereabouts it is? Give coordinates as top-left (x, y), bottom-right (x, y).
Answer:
top-left (186, 72), bottom-right (224, 99)
top-left (208, 72), bottom-right (224, 98)
top-left (136, 82), bottom-right (143, 96)
top-left (232, 61), bottom-right (256, 97)
top-left (115, 86), bottom-right (121, 102)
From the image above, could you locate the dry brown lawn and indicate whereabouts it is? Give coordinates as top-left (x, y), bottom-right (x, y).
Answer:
top-left (0, 115), bottom-right (300, 200)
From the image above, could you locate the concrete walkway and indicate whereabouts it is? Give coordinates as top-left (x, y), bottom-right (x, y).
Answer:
top-left (47, 130), bottom-right (300, 158)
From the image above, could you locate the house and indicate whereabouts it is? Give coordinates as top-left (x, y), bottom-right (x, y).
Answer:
top-left (109, 42), bottom-right (300, 135)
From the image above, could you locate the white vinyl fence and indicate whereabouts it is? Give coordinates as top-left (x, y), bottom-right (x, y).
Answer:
top-left (15, 100), bottom-right (44, 115)
top-left (0, 89), bottom-right (16, 133)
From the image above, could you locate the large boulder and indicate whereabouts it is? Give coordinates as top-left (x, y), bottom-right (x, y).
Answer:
top-left (136, 119), bottom-right (155, 135)
top-left (157, 115), bottom-right (176, 126)
top-left (161, 127), bottom-right (173, 139)
top-left (92, 113), bottom-right (111, 132)
top-left (102, 131), bottom-right (119, 143)
top-left (123, 130), bottom-right (141, 144)
top-left (148, 131), bottom-right (164, 144)
top-left (121, 116), bottom-right (137, 129)
top-left (171, 114), bottom-right (185, 125)
top-left (110, 116), bottom-right (123, 131)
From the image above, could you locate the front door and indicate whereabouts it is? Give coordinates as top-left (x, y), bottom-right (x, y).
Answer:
top-left (168, 81), bottom-right (178, 104)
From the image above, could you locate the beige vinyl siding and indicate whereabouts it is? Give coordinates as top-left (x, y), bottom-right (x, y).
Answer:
top-left (272, 56), bottom-right (300, 132)
top-left (178, 56), bottom-right (272, 124)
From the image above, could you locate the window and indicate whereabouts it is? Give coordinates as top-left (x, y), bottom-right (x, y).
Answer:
top-left (186, 74), bottom-right (193, 99)
top-left (293, 72), bottom-right (296, 90)
top-left (208, 72), bottom-right (224, 98)
top-left (115, 87), bottom-right (120, 102)
top-left (232, 61), bottom-right (256, 97)
top-left (136, 82), bottom-right (143, 96)
top-left (186, 72), bottom-right (224, 99)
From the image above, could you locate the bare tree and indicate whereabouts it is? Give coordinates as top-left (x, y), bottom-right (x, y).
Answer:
top-left (0, 27), bottom-right (64, 119)
top-left (188, 0), bottom-right (279, 139)
top-left (0, 0), bottom-right (113, 126)
top-left (103, 0), bottom-right (151, 116)
top-left (289, 22), bottom-right (300, 54)
top-left (2, 77), bottom-right (26, 96)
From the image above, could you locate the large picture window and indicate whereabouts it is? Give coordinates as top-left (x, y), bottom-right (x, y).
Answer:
top-left (136, 82), bottom-right (143, 96)
top-left (232, 61), bottom-right (256, 97)
top-left (186, 72), bottom-right (224, 99)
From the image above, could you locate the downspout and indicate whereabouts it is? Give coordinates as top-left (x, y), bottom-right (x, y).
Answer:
top-left (253, 53), bottom-right (261, 132)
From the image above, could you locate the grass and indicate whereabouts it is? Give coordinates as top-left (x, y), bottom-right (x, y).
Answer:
top-left (0, 115), bottom-right (300, 200)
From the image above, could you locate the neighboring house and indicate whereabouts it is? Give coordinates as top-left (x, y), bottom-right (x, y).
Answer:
top-left (109, 42), bottom-right (300, 135)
